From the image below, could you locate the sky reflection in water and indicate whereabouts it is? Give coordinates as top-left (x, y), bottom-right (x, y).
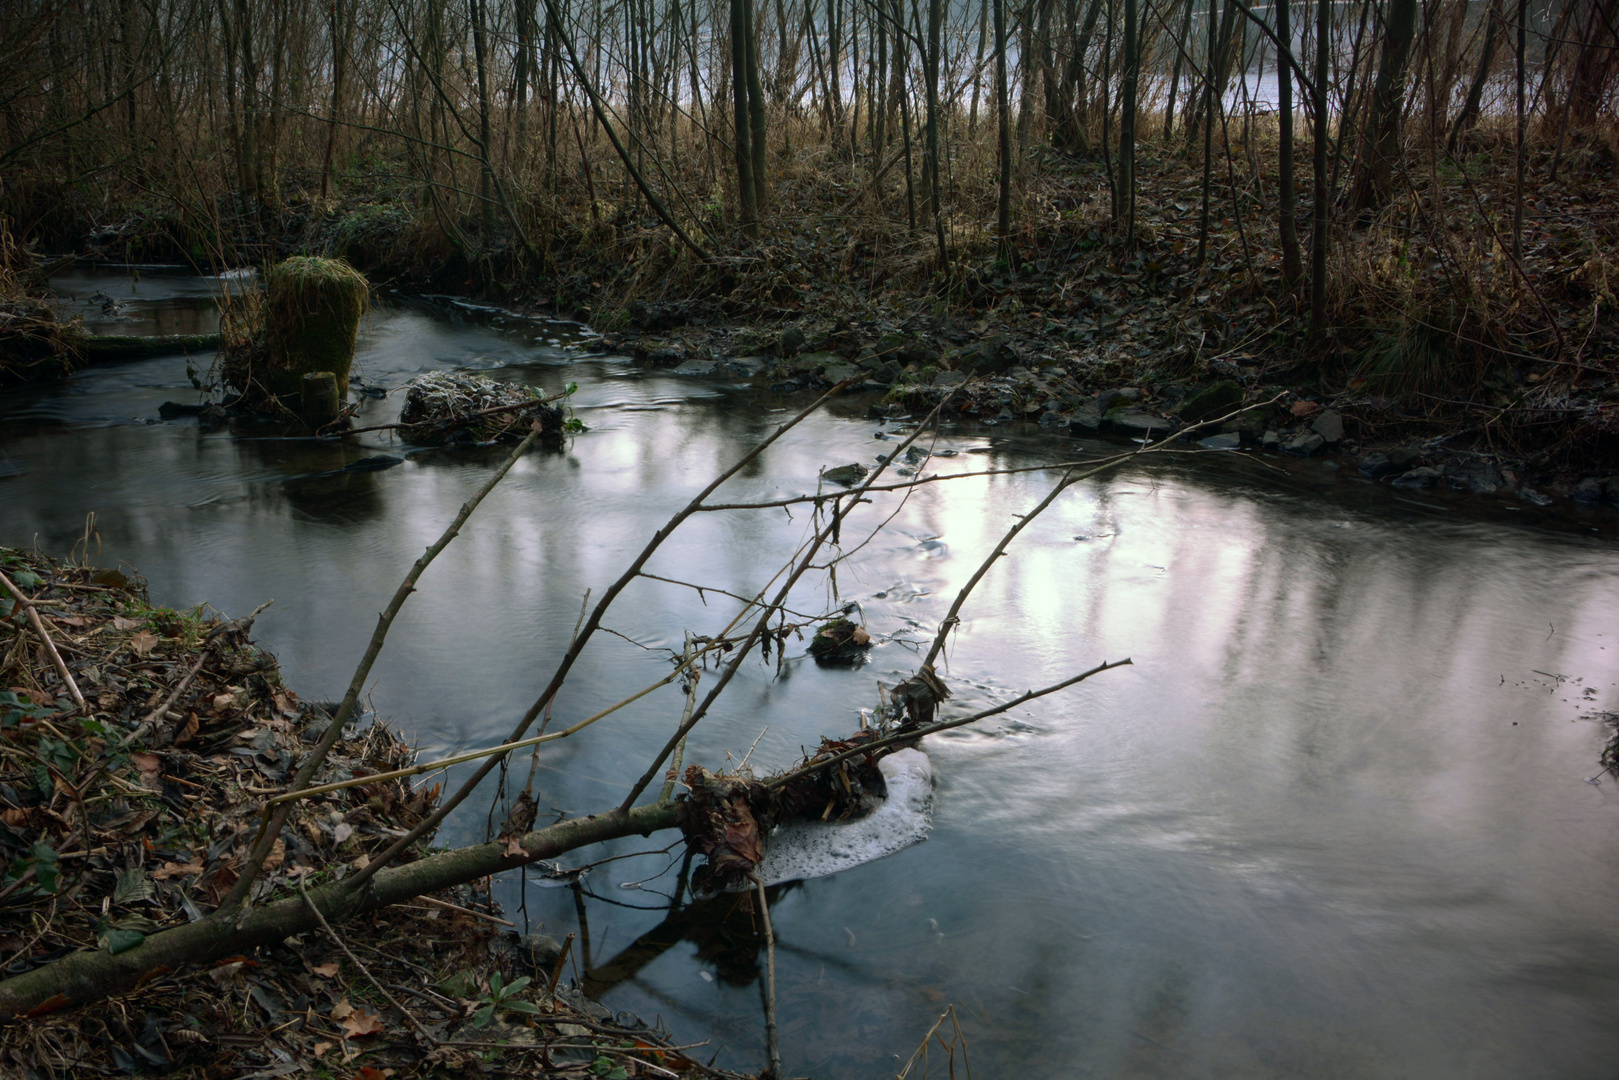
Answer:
top-left (2, 292), bottom-right (1618, 1077)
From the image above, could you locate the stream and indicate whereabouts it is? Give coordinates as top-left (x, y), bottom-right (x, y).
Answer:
top-left (5, 266), bottom-right (1619, 1077)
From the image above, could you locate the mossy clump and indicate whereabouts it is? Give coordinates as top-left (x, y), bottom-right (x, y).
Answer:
top-left (262, 255), bottom-right (369, 399)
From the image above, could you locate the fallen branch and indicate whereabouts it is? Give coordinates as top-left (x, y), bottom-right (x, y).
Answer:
top-left (0, 801), bottom-right (681, 1018)
top-left (763, 658), bottom-right (1133, 792)
top-left (226, 421), bottom-right (546, 907)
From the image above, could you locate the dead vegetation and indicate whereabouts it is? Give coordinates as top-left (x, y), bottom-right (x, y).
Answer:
top-left (397, 372), bottom-right (571, 446)
top-left (0, 231), bottom-right (81, 385)
top-left (0, 544), bottom-right (749, 1078)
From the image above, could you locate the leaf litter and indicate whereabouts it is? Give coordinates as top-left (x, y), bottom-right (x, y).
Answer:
top-left (0, 544), bottom-right (753, 1078)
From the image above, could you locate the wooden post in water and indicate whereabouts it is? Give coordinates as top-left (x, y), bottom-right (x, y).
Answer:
top-left (300, 371), bottom-right (341, 429)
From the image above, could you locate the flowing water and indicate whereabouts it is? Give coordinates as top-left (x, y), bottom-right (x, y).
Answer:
top-left (6, 268), bottom-right (1619, 1077)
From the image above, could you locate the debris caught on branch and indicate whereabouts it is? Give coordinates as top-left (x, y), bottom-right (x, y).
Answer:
top-left (398, 371), bottom-right (567, 445)
top-left (807, 617), bottom-right (872, 663)
top-left (679, 693), bottom-right (922, 895)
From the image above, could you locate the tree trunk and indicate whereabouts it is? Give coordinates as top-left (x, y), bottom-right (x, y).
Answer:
top-left (925, 0), bottom-right (948, 266)
top-left (1164, 0), bottom-right (1196, 138)
top-left (1118, 0), bottom-right (1138, 239)
top-left (1349, 0), bottom-right (1418, 211)
top-left (1447, 0), bottom-right (1502, 151)
top-left (745, 0), bottom-right (768, 209)
top-left (1277, 0), bottom-right (1302, 285)
top-left (995, 0), bottom-right (1012, 246)
top-left (319, 0), bottom-right (349, 201)
top-left (1310, 0), bottom-right (1330, 342)
top-left (731, 0), bottom-right (759, 233)
top-left (1568, 0), bottom-right (1619, 124)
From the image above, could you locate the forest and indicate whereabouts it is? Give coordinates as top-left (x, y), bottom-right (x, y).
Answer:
top-left (4, 0), bottom-right (1619, 1074)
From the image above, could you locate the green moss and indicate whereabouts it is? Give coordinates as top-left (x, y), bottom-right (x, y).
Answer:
top-left (262, 256), bottom-right (369, 399)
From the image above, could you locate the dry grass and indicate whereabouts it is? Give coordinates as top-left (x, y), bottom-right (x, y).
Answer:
top-left (0, 228), bottom-right (82, 384)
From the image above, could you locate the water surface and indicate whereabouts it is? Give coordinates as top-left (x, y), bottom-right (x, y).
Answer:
top-left (4, 280), bottom-right (1619, 1077)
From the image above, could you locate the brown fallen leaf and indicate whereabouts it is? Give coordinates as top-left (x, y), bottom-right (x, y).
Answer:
top-left (503, 836), bottom-right (525, 857)
top-left (175, 711), bottom-right (199, 745)
top-left (128, 631), bottom-right (160, 656)
top-left (152, 859), bottom-right (205, 880)
top-left (130, 752), bottom-right (162, 789)
top-left (211, 691), bottom-right (237, 712)
top-left (310, 962), bottom-right (339, 978)
top-left (312, 1040), bottom-right (334, 1057)
top-left (261, 838), bottom-right (285, 874)
top-left (340, 1007), bottom-right (386, 1039)
top-left (111, 616), bottom-right (141, 631)
top-left (330, 998), bottom-right (355, 1021)
top-left (208, 961), bottom-right (248, 987)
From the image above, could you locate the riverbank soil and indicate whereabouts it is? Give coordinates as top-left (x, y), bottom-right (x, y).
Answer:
top-left (9, 114), bottom-right (1619, 504)
top-left (0, 546), bottom-right (750, 1079)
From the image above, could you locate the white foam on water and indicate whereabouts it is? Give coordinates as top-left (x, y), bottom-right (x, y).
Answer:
top-left (756, 748), bottom-right (934, 886)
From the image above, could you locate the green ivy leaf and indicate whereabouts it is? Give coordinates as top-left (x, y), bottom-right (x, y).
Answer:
top-left (30, 841), bottom-right (58, 893)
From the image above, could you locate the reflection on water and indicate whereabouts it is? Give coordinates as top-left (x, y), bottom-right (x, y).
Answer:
top-left (46, 264), bottom-right (242, 337)
top-left (4, 301), bottom-right (1619, 1078)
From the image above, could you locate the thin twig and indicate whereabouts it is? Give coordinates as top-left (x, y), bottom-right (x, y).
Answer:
top-left (300, 876), bottom-right (438, 1045)
top-left (266, 648), bottom-right (706, 805)
top-left (660, 634), bottom-right (701, 805)
top-left (407, 894), bottom-right (514, 926)
top-left (547, 931), bottom-right (576, 997)
top-left (764, 659), bottom-right (1133, 792)
top-left (0, 569), bottom-right (86, 711)
top-left (225, 422), bottom-right (545, 908)
top-left (751, 875), bottom-right (783, 1080)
